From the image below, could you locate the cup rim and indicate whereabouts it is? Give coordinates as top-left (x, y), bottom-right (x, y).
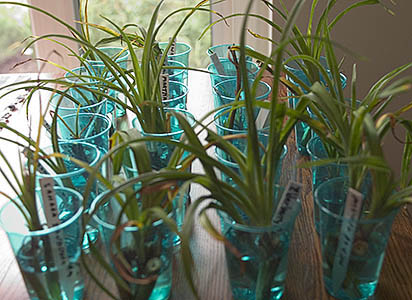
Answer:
top-left (306, 136), bottom-right (327, 161)
top-left (314, 176), bottom-right (398, 223)
top-left (213, 107), bottom-right (270, 133)
top-left (64, 65), bottom-right (117, 84)
top-left (90, 190), bottom-right (167, 231)
top-left (50, 92), bottom-right (107, 112)
top-left (207, 43), bottom-right (254, 57)
top-left (207, 59), bottom-right (259, 79)
top-left (37, 142), bottom-right (100, 178)
top-left (85, 46), bottom-right (129, 64)
top-left (59, 113), bottom-right (112, 142)
top-left (284, 57), bottom-right (347, 86)
top-left (213, 78), bottom-right (271, 101)
top-left (215, 143), bottom-right (288, 166)
top-left (218, 186), bottom-right (300, 231)
top-left (306, 137), bottom-right (349, 166)
top-left (132, 107), bottom-right (195, 137)
top-left (161, 81), bottom-right (188, 105)
top-left (64, 66), bottom-right (99, 84)
top-left (0, 187), bottom-right (84, 236)
top-left (165, 60), bottom-right (185, 78)
top-left (159, 41), bottom-right (191, 57)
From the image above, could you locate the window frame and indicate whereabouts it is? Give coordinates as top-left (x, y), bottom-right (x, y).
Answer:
top-left (210, 0), bottom-right (272, 55)
top-left (28, 0), bottom-right (79, 73)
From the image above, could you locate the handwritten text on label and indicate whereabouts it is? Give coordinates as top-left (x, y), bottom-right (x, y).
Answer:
top-left (272, 181), bottom-right (302, 225)
top-left (331, 187), bottom-right (364, 293)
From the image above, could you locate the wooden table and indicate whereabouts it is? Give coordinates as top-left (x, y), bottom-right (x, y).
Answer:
top-left (0, 71), bottom-right (412, 300)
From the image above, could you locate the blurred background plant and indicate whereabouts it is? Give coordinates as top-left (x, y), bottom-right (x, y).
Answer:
top-left (0, 0), bottom-right (35, 73)
top-left (85, 0), bottom-right (210, 67)
top-left (0, 0), bottom-right (211, 73)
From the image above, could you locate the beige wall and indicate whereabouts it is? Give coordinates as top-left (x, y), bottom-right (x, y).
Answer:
top-left (29, 0), bottom-right (79, 74)
top-left (211, 0), bottom-right (272, 55)
top-left (333, 1), bottom-right (412, 175)
top-left (286, 0), bottom-right (412, 216)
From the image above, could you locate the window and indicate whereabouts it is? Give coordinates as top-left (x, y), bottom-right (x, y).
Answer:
top-left (210, 0), bottom-right (272, 55)
top-left (0, 0), bottom-right (35, 73)
top-left (86, 0), bottom-right (211, 68)
top-left (0, 0), bottom-right (272, 73)
top-left (28, 0), bottom-right (80, 73)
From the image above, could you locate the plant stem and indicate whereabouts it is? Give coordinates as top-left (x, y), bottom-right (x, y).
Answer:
top-left (42, 236), bottom-right (64, 300)
top-left (23, 271), bottom-right (53, 300)
top-left (228, 49), bottom-right (241, 130)
top-left (255, 258), bottom-right (279, 300)
top-left (255, 233), bottom-right (281, 300)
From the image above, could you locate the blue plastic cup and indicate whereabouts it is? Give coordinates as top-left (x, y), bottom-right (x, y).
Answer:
top-left (57, 113), bottom-right (112, 154)
top-left (162, 60), bottom-right (186, 85)
top-left (0, 187), bottom-right (84, 300)
top-left (159, 42), bottom-right (191, 85)
top-left (159, 42), bottom-right (191, 67)
top-left (207, 43), bottom-right (254, 61)
top-left (212, 78), bottom-right (271, 109)
top-left (64, 66), bottom-right (115, 114)
top-left (315, 177), bottom-right (397, 300)
top-left (284, 57), bottom-right (347, 155)
top-left (208, 58), bottom-right (259, 88)
top-left (50, 90), bottom-right (107, 117)
top-left (162, 81), bottom-right (188, 109)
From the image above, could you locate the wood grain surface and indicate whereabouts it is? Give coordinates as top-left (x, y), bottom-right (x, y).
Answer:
top-left (0, 71), bottom-right (411, 300)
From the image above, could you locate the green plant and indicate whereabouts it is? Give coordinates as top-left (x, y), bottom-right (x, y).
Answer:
top-left (75, 0), bottom-right (215, 134)
top-left (0, 100), bottom-right (87, 300)
top-left (293, 17), bottom-right (412, 299)
top-left (203, 0), bottom-right (394, 93)
top-left (78, 128), bottom-right (193, 299)
top-left (105, 1), bottom-right (311, 299)
top-left (73, 3), bottom-right (310, 288)
top-left (83, 0), bottom-right (211, 68)
top-left (296, 18), bottom-right (412, 216)
top-left (304, 78), bottom-right (412, 209)
top-left (308, 105), bottom-right (412, 298)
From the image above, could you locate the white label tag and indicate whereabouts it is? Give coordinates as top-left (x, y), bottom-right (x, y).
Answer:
top-left (210, 52), bottom-right (226, 75)
top-left (37, 161), bottom-right (55, 176)
top-left (255, 105), bottom-right (270, 129)
top-left (160, 73), bottom-right (170, 101)
top-left (272, 181), bottom-right (302, 225)
top-left (39, 178), bottom-right (78, 299)
top-left (169, 37), bottom-right (176, 56)
top-left (331, 188), bottom-right (364, 293)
